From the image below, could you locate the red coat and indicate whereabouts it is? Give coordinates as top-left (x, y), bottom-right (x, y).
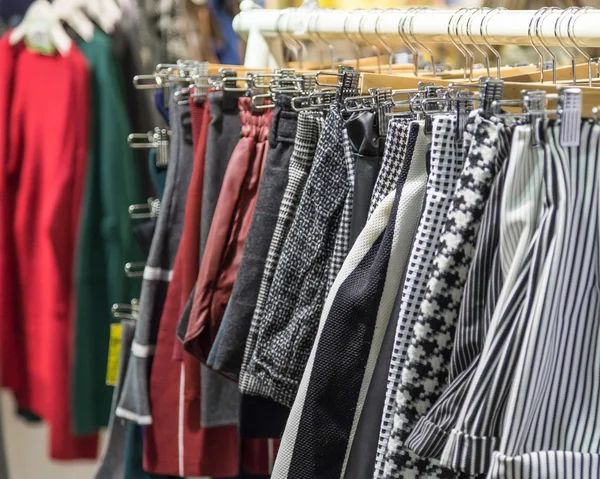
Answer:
top-left (0, 37), bottom-right (98, 459)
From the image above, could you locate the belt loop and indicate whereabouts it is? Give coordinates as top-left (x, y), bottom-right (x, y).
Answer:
top-left (268, 104), bottom-right (281, 149)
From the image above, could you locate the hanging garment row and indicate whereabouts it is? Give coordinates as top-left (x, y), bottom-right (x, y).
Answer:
top-left (1, 12), bottom-right (600, 478)
top-left (88, 58), bottom-right (600, 479)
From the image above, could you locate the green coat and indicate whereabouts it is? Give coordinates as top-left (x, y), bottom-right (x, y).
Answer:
top-left (72, 29), bottom-right (144, 435)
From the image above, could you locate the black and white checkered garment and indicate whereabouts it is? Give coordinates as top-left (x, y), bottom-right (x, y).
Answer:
top-left (405, 123), bottom-right (526, 464)
top-left (382, 112), bottom-right (509, 479)
top-left (240, 110), bottom-right (325, 388)
top-left (270, 121), bottom-right (432, 479)
top-left (369, 119), bottom-right (411, 218)
top-left (372, 115), bottom-right (465, 479)
top-left (239, 103), bottom-right (351, 407)
top-left (327, 129), bottom-right (356, 290)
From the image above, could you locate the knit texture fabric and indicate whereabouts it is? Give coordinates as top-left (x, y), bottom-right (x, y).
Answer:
top-left (271, 122), bottom-right (431, 479)
top-left (239, 103), bottom-right (351, 407)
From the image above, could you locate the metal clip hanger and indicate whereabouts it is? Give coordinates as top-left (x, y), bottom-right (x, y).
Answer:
top-left (124, 262), bottom-right (145, 279)
top-left (291, 88), bottom-right (337, 112)
top-left (129, 198), bottom-right (161, 220)
top-left (112, 299), bottom-right (139, 321)
top-left (557, 87), bottom-right (582, 147)
top-left (315, 65), bottom-right (356, 87)
top-left (127, 128), bottom-right (170, 168)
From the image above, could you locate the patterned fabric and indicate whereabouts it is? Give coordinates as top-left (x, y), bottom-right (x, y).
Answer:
top-left (241, 111), bottom-right (325, 382)
top-left (373, 115), bottom-right (465, 479)
top-left (440, 122), bottom-right (600, 479)
top-left (406, 123), bottom-right (536, 461)
top-left (483, 121), bottom-right (600, 479)
top-left (272, 190), bottom-right (397, 479)
top-left (271, 122), bottom-right (431, 479)
top-left (327, 130), bottom-right (356, 289)
top-left (382, 111), bottom-right (509, 479)
top-left (239, 103), bottom-right (351, 408)
top-left (369, 119), bottom-right (410, 218)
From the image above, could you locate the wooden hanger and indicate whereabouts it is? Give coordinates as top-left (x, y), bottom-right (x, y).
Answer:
top-left (360, 72), bottom-right (600, 117)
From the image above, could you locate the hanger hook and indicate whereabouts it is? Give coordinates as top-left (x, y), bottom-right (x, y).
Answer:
top-left (398, 8), bottom-right (419, 77)
top-left (315, 10), bottom-right (336, 70)
top-left (466, 7), bottom-right (491, 78)
top-left (375, 9), bottom-right (394, 74)
top-left (344, 10), bottom-right (361, 70)
top-left (448, 9), bottom-right (469, 80)
top-left (481, 7), bottom-right (505, 79)
top-left (283, 8), bottom-right (304, 68)
top-left (568, 6), bottom-right (595, 87)
top-left (555, 7), bottom-right (578, 85)
top-left (454, 8), bottom-right (475, 81)
top-left (359, 9), bottom-right (382, 74)
top-left (409, 7), bottom-right (436, 77)
top-left (306, 10), bottom-right (324, 68)
top-left (536, 7), bottom-right (560, 84)
top-left (276, 10), bottom-right (302, 67)
top-left (528, 8), bottom-right (547, 83)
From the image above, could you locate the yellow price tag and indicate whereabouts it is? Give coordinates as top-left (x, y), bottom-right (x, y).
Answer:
top-left (105, 323), bottom-right (122, 386)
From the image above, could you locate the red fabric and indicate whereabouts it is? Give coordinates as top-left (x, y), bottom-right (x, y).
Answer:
top-left (183, 98), bottom-right (273, 361)
top-left (0, 37), bottom-right (98, 459)
top-left (145, 99), bottom-right (239, 477)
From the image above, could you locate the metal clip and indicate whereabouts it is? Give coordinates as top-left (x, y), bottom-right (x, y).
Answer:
top-left (127, 128), bottom-right (170, 167)
top-left (557, 87), bottom-right (582, 148)
top-left (128, 198), bottom-right (161, 220)
top-left (291, 88), bottom-right (337, 112)
top-left (111, 298), bottom-right (139, 320)
top-left (376, 87), bottom-right (393, 137)
top-left (481, 78), bottom-right (504, 113)
top-left (124, 262), bottom-right (145, 279)
top-left (337, 69), bottom-right (360, 103)
top-left (456, 90), bottom-right (475, 141)
top-left (133, 74), bottom-right (166, 90)
top-left (525, 90), bottom-right (548, 147)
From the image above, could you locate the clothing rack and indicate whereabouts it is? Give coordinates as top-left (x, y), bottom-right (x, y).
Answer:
top-left (233, 5), bottom-right (600, 68)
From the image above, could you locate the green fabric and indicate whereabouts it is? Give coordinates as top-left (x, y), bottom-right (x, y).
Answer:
top-left (72, 29), bottom-right (145, 435)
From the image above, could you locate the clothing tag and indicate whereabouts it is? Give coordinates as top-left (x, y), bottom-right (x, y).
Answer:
top-left (24, 19), bottom-right (56, 56)
top-left (105, 323), bottom-right (122, 386)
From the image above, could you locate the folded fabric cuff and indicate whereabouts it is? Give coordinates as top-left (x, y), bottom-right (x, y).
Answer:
top-left (440, 428), bottom-right (499, 475)
top-left (405, 416), bottom-right (452, 460)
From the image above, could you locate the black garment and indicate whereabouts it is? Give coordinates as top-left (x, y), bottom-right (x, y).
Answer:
top-left (346, 111), bottom-right (384, 246)
top-left (342, 272), bottom-right (404, 479)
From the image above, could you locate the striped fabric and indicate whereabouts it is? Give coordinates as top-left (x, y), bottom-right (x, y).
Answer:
top-left (271, 122), bottom-right (431, 479)
top-left (406, 124), bottom-right (542, 460)
top-left (373, 115), bottom-right (465, 479)
top-left (382, 112), bottom-right (510, 479)
top-left (116, 98), bottom-right (194, 424)
top-left (443, 121), bottom-right (600, 479)
top-left (239, 103), bottom-right (352, 408)
top-left (241, 111), bottom-right (325, 382)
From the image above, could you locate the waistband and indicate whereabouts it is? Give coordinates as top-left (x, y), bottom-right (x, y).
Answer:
top-left (268, 95), bottom-right (299, 147)
top-left (239, 97), bottom-right (273, 142)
